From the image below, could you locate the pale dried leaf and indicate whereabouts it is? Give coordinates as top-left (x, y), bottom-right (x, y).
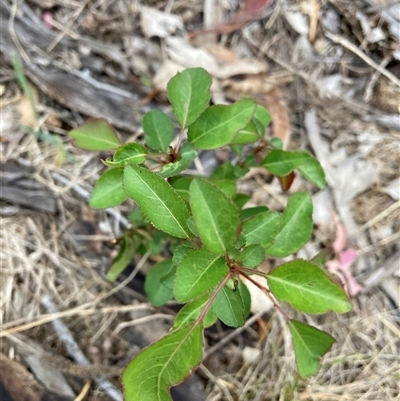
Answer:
top-left (140, 6), bottom-right (183, 38)
top-left (264, 88), bottom-right (291, 148)
top-left (165, 37), bottom-right (219, 72)
top-left (284, 9), bottom-right (309, 36)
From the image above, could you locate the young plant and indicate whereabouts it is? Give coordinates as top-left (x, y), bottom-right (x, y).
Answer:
top-left (69, 68), bottom-right (352, 401)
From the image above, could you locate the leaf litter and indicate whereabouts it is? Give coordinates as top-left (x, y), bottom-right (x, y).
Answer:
top-left (1, 0), bottom-right (399, 400)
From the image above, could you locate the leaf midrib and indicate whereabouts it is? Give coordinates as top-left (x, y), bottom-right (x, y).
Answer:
top-left (192, 102), bottom-right (254, 144)
top-left (127, 166), bottom-right (189, 238)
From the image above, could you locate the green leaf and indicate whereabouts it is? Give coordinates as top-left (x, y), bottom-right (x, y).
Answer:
top-left (231, 120), bottom-right (260, 145)
top-left (189, 179), bottom-right (241, 254)
top-left (174, 249), bottom-right (229, 302)
top-left (211, 179), bottom-right (236, 198)
top-left (267, 260), bottom-right (352, 314)
top-left (69, 119), bottom-right (121, 151)
top-left (265, 192), bottom-right (313, 257)
top-left (210, 161), bottom-right (235, 180)
top-left (242, 211), bottom-right (281, 248)
top-left (145, 260), bottom-right (174, 307)
top-left (160, 265), bottom-right (176, 290)
top-left (172, 245), bottom-right (193, 266)
top-left (167, 68), bottom-right (212, 128)
top-left (238, 280), bottom-right (251, 319)
top-left (123, 323), bottom-right (203, 401)
top-left (289, 320), bottom-right (335, 378)
top-left (128, 208), bottom-right (145, 227)
top-left (169, 176), bottom-right (193, 203)
top-left (233, 193), bottom-right (251, 209)
top-left (186, 217), bottom-right (199, 237)
top-left (107, 234), bottom-right (138, 282)
top-left (237, 244), bottom-right (265, 268)
top-left (269, 137), bottom-right (283, 150)
top-left (310, 249), bottom-right (331, 269)
top-left (174, 294), bottom-right (217, 329)
top-left (123, 165), bottom-right (191, 239)
top-left (240, 206), bottom-right (269, 220)
top-left (297, 157), bottom-right (326, 189)
top-left (158, 143), bottom-right (197, 178)
top-left (253, 104), bottom-right (271, 135)
top-left (142, 111), bottom-right (174, 152)
top-left (262, 150), bottom-right (311, 176)
top-left (104, 143), bottom-right (147, 166)
top-left (89, 168), bottom-right (128, 208)
top-left (212, 285), bottom-right (245, 327)
top-left (188, 98), bottom-right (256, 150)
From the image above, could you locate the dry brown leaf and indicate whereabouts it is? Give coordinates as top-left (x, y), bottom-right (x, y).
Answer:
top-left (189, 0), bottom-right (273, 37)
top-left (264, 88), bottom-right (291, 148)
top-left (15, 85), bottom-right (38, 128)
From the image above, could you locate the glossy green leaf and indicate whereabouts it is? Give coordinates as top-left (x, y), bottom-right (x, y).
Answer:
top-left (189, 179), bottom-right (241, 254)
top-left (242, 211), bottom-right (281, 248)
top-left (174, 294), bottom-right (217, 329)
top-left (262, 150), bottom-right (311, 176)
top-left (69, 119), bottom-right (121, 151)
top-left (289, 320), bottom-right (335, 378)
top-left (297, 157), bottom-right (326, 189)
top-left (124, 165), bottom-right (191, 239)
top-left (167, 68), bottom-right (212, 128)
top-left (158, 143), bottom-right (197, 178)
top-left (89, 168), bottom-right (127, 208)
top-left (174, 249), bottom-right (229, 302)
top-left (107, 234), bottom-right (138, 282)
top-left (142, 111), bottom-right (174, 152)
top-left (267, 260), bottom-right (352, 314)
top-left (231, 120), bottom-right (260, 145)
top-left (212, 285), bottom-right (245, 327)
top-left (265, 192), bottom-right (313, 257)
top-left (104, 143), bottom-right (147, 166)
top-left (188, 98), bottom-right (256, 150)
top-left (145, 260), bottom-right (174, 307)
top-left (170, 176), bottom-right (193, 203)
top-left (123, 323), bottom-right (203, 401)
top-left (237, 244), bottom-right (265, 268)
top-left (240, 206), bottom-right (269, 220)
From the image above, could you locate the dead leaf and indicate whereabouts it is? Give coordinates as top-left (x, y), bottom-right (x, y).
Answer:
top-left (189, 0), bottom-right (273, 37)
top-left (264, 88), bottom-right (291, 148)
top-left (141, 6), bottom-right (183, 38)
top-left (15, 85), bottom-right (39, 128)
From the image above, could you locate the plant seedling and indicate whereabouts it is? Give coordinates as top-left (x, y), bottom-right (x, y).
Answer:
top-left (69, 68), bottom-right (352, 401)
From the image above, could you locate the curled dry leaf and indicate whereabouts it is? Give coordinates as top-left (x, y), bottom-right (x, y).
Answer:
top-left (326, 214), bottom-right (362, 297)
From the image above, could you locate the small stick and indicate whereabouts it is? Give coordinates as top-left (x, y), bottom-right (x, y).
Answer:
top-left (41, 295), bottom-right (123, 401)
top-left (325, 32), bottom-right (400, 88)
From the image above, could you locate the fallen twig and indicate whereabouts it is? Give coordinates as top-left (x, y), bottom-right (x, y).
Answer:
top-left (41, 295), bottom-right (123, 401)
